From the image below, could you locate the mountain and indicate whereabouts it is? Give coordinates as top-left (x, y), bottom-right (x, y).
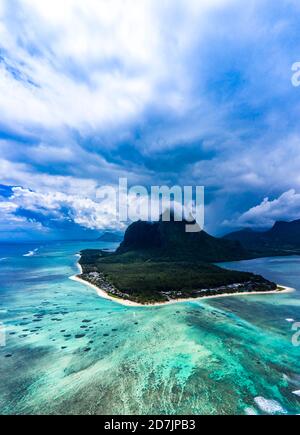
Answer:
top-left (97, 232), bottom-right (123, 242)
top-left (117, 218), bottom-right (249, 262)
top-left (223, 219), bottom-right (300, 255)
top-left (79, 217), bottom-right (276, 304)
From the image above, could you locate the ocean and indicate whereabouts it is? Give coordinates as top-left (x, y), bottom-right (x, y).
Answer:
top-left (0, 241), bottom-right (299, 415)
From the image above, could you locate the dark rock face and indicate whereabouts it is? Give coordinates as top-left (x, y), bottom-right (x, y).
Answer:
top-left (117, 218), bottom-right (248, 262)
top-left (118, 221), bottom-right (162, 252)
top-left (268, 219), bottom-right (300, 245)
top-left (79, 215), bottom-right (277, 304)
top-left (224, 219), bottom-right (300, 253)
top-left (77, 212), bottom-right (280, 304)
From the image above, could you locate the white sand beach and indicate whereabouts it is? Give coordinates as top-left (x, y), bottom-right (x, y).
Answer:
top-left (69, 274), bottom-right (142, 307)
top-left (70, 254), bottom-right (295, 307)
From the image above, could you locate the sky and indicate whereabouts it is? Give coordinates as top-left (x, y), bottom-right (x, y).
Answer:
top-left (1, 0), bottom-right (300, 240)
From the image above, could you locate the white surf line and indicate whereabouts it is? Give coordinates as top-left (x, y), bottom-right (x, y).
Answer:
top-left (254, 397), bottom-right (287, 415)
top-left (69, 274), bottom-right (142, 307)
top-left (69, 253), bottom-right (143, 306)
top-left (23, 248), bottom-right (39, 257)
top-left (70, 254), bottom-right (296, 308)
top-left (71, 274), bottom-right (296, 309)
top-left (277, 285), bottom-right (295, 294)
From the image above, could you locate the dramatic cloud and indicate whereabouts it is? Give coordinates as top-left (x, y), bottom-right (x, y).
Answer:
top-left (0, 0), bottom-right (233, 133)
top-left (225, 190), bottom-right (300, 228)
top-left (0, 0), bottom-right (300, 238)
top-left (5, 186), bottom-right (122, 230)
top-left (1, 185), bottom-right (195, 234)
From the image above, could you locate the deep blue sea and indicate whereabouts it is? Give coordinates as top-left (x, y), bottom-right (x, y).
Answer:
top-left (0, 242), bottom-right (299, 415)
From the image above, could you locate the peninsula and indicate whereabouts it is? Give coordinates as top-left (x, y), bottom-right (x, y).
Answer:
top-left (76, 217), bottom-right (279, 305)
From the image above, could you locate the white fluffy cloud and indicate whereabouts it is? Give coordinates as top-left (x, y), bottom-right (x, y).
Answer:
top-left (9, 186), bottom-right (122, 230)
top-left (1, 0), bottom-right (300, 236)
top-left (225, 190), bottom-right (300, 228)
top-left (0, 0), bottom-right (235, 134)
top-left (2, 184), bottom-right (198, 233)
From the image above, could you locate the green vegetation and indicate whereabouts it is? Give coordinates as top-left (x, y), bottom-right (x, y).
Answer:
top-left (79, 249), bottom-right (276, 304)
top-left (78, 217), bottom-right (277, 304)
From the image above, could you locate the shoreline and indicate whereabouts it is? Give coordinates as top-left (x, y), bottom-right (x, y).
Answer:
top-left (69, 274), bottom-right (143, 307)
top-left (70, 254), bottom-right (295, 307)
top-left (70, 254), bottom-right (142, 307)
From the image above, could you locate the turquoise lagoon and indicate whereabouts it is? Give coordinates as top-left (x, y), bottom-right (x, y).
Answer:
top-left (0, 242), bottom-right (299, 415)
